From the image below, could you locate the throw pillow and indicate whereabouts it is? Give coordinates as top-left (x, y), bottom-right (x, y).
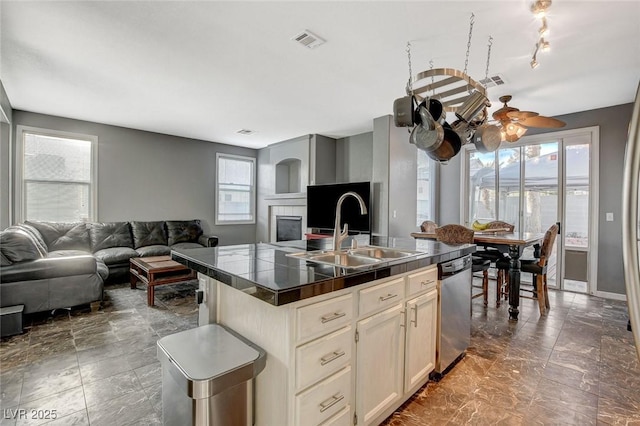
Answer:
top-left (88, 222), bottom-right (134, 252)
top-left (0, 229), bottom-right (46, 262)
top-left (130, 221), bottom-right (167, 249)
top-left (18, 223), bottom-right (48, 252)
top-left (166, 220), bottom-right (203, 246)
top-left (1, 251), bottom-right (13, 266)
top-left (25, 221), bottom-right (91, 252)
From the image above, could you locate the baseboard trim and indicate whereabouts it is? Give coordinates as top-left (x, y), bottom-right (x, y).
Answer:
top-left (594, 290), bottom-right (627, 301)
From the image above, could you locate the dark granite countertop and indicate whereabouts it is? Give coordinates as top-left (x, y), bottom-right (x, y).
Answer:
top-left (171, 235), bottom-right (475, 306)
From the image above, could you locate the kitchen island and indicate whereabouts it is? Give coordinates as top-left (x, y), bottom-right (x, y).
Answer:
top-left (172, 236), bottom-right (475, 426)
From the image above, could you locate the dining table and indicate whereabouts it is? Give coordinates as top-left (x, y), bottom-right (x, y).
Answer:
top-left (411, 229), bottom-right (545, 321)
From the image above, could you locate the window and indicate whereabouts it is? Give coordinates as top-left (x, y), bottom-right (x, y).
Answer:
top-left (215, 153), bottom-right (256, 224)
top-left (16, 126), bottom-right (97, 222)
top-left (416, 149), bottom-right (437, 226)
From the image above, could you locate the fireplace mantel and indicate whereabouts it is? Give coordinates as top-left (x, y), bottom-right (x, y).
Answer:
top-left (264, 193), bottom-right (306, 201)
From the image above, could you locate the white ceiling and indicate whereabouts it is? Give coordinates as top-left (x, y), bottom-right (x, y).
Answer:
top-left (1, 1), bottom-right (639, 149)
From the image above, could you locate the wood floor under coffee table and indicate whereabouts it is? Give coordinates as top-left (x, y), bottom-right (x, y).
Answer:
top-left (130, 255), bottom-right (196, 306)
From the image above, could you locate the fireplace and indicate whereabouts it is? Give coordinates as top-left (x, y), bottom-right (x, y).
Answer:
top-left (276, 216), bottom-right (302, 242)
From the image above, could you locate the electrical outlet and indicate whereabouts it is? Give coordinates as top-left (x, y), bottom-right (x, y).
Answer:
top-left (606, 212), bottom-right (614, 222)
top-left (393, 210), bottom-right (397, 218)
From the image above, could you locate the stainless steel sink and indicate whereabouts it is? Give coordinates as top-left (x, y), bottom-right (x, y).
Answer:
top-left (348, 246), bottom-right (422, 259)
top-left (308, 252), bottom-right (383, 268)
top-left (287, 245), bottom-right (423, 269)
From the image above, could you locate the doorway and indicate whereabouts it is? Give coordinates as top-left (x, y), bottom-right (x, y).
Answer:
top-left (463, 127), bottom-right (599, 294)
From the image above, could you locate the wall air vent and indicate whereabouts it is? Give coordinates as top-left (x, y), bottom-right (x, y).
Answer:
top-left (479, 74), bottom-right (507, 88)
top-left (292, 30), bottom-right (326, 49)
top-left (236, 129), bottom-right (256, 135)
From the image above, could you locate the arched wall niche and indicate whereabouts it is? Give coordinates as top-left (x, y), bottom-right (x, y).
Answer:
top-left (275, 158), bottom-right (302, 194)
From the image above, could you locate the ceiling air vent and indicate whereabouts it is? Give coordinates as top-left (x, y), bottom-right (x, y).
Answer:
top-left (236, 129), bottom-right (256, 135)
top-left (292, 30), bottom-right (326, 49)
top-left (479, 74), bottom-right (507, 88)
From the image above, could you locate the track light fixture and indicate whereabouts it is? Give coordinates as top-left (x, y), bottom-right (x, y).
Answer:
top-left (540, 38), bottom-right (550, 52)
top-left (530, 0), bottom-right (552, 18)
top-left (530, 57), bottom-right (539, 69)
top-left (530, 0), bottom-right (553, 69)
top-left (538, 17), bottom-right (549, 36)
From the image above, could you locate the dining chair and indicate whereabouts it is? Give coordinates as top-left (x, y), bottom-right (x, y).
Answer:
top-left (518, 222), bottom-right (560, 315)
top-left (435, 224), bottom-right (490, 306)
top-left (474, 220), bottom-right (516, 260)
top-left (495, 257), bottom-right (511, 306)
top-left (420, 220), bottom-right (438, 233)
top-left (474, 220), bottom-right (516, 306)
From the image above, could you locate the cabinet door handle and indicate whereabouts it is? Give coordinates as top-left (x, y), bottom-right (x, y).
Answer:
top-left (320, 312), bottom-right (346, 323)
top-left (410, 305), bottom-right (418, 327)
top-left (379, 293), bottom-right (398, 302)
top-left (319, 393), bottom-right (344, 413)
top-left (320, 350), bottom-right (346, 366)
top-left (421, 279), bottom-right (435, 286)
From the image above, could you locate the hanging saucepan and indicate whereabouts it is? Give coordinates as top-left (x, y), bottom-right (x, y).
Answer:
top-left (410, 106), bottom-right (444, 151)
top-left (451, 119), bottom-right (475, 145)
top-left (428, 97), bottom-right (446, 125)
top-left (425, 122), bottom-right (462, 164)
top-left (473, 122), bottom-right (502, 153)
top-left (393, 95), bottom-right (414, 127)
top-left (455, 90), bottom-right (490, 123)
top-left (412, 98), bottom-right (445, 126)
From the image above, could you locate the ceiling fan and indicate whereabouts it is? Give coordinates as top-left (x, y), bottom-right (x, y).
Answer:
top-left (492, 95), bottom-right (566, 142)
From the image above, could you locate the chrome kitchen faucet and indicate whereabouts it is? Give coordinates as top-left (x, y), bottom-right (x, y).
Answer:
top-left (333, 191), bottom-right (367, 252)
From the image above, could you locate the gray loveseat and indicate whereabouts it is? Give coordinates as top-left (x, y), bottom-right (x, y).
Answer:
top-left (0, 220), bottom-right (218, 314)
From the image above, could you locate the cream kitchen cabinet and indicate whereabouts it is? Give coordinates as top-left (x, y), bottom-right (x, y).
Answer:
top-left (353, 268), bottom-right (437, 425)
top-left (404, 289), bottom-right (437, 393)
top-left (355, 303), bottom-right (405, 425)
top-left (205, 263), bottom-right (438, 426)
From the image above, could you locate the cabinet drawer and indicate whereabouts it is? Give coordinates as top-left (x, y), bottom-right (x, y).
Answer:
top-left (296, 326), bottom-right (352, 391)
top-left (321, 405), bottom-right (351, 426)
top-left (358, 277), bottom-right (405, 317)
top-left (295, 366), bottom-right (351, 426)
top-left (406, 266), bottom-right (437, 296)
top-left (296, 294), bottom-right (353, 342)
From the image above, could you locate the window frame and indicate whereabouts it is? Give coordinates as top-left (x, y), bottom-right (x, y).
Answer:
top-left (215, 152), bottom-right (256, 225)
top-left (15, 125), bottom-right (98, 223)
top-left (416, 150), bottom-right (439, 226)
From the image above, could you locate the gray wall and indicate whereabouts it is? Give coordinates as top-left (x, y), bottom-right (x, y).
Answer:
top-left (311, 134), bottom-right (337, 185)
top-left (10, 110), bottom-right (258, 245)
top-left (0, 79), bottom-right (12, 229)
top-left (437, 153), bottom-right (463, 225)
top-left (388, 118), bottom-right (418, 239)
top-left (372, 117), bottom-right (390, 236)
top-left (338, 125), bottom-right (419, 239)
top-left (434, 103), bottom-right (634, 295)
top-left (336, 132), bottom-right (373, 183)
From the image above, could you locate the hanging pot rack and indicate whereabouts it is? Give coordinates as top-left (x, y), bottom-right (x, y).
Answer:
top-left (410, 68), bottom-right (487, 113)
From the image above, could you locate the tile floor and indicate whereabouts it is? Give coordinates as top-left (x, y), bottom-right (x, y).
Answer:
top-left (0, 279), bottom-right (638, 425)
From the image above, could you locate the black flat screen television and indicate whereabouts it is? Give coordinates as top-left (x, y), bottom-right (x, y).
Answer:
top-left (306, 182), bottom-right (371, 233)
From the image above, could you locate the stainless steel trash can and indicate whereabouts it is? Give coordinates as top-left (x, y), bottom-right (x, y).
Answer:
top-left (157, 324), bottom-right (266, 426)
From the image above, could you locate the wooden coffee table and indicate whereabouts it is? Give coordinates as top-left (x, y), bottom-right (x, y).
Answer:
top-left (130, 256), bottom-right (197, 306)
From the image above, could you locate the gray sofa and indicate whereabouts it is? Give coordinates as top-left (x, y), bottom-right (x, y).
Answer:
top-left (0, 220), bottom-right (218, 314)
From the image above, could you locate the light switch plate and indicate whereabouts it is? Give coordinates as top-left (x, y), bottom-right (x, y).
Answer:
top-left (606, 212), bottom-right (614, 222)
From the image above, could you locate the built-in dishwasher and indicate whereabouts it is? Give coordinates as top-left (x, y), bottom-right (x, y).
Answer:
top-left (433, 254), bottom-right (472, 377)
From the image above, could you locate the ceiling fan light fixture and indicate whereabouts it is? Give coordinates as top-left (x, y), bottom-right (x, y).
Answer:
top-left (506, 122), bottom-right (527, 138)
top-left (501, 123), bottom-right (527, 143)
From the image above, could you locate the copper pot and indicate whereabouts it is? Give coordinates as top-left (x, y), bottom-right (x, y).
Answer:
top-left (426, 123), bottom-right (462, 164)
